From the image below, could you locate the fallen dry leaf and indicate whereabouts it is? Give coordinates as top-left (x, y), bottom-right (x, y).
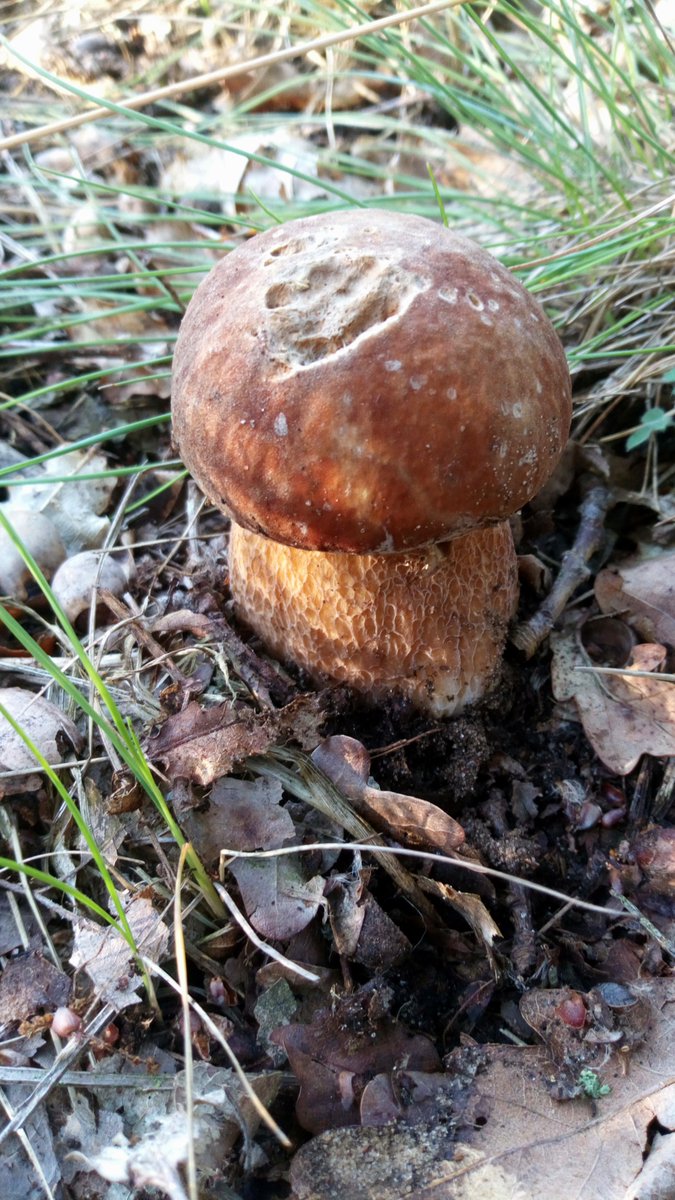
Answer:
top-left (273, 990), bottom-right (441, 1134)
top-left (289, 978), bottom-right (675, 1200)
top-left (149, 693), bottom-right (325, 786)
top-left (228, 855), bottom-right (325, 941)
top-left (79, 1064), bottom-right (282, 1199)
top-left (0, 951), bottom-right (70, 1027)
top-left (311, 735), bottom-right (465, 853)
top-left (595, 551), bottom-right (675, 645)
top-left (148, 700), bottom-right (273, 785)
top-left (5, 450), bottom-right (117, 552)
top-left (550, 628), bottom-right (675, 773)
top-left (180, 775), bottom-right (294, 868)
top-left (71, 894), bottom-right (169, 1008)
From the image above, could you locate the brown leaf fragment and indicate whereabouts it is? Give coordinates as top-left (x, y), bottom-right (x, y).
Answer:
top-left (0, 951), bottom-right (70, 1026)
top-left (228, 855), bottom-right (325, 941)
top-left (631, 826), bottom-right (675, 897)
top-left (311, 735), bottom-right (465, 852)
top-left (274, 993), bottom-right (440, 1134)
top-left (273, 692), bottom-right (327, 751)
top-left (551, 628), bottom-right (675, 774)
top-left (595, 552), bottom-right (675, 645)
top-left (147, 700), bottom-right (273, 784)
top-left (417, 878), bottom-right (502, 968)
top-left (181, 776), bottom-right (294, 867)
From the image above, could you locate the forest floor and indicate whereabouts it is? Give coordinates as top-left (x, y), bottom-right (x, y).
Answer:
top-left (0, 3), bottom-right (674, 1198)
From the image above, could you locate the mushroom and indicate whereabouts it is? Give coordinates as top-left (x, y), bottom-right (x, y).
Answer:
top-left (172, 210), bottom-right (571, 716)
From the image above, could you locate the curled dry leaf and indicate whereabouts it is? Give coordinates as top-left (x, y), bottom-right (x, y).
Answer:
top-left (326, 877), bottom-right (411, 969)
top-left (5, 450), bottom-right (116, 552)
top-left (311, 735), bottom-right (465, 853)
top-left (551, 628), bottom-right (675, 774)
top-left (417, 877), bottom-right (502, 970)
top-left (595, 551), bottom-right (675, 645)
top-left (0, 508), bottom-right (66, 598)
top-left (0, 686), bottom-right (82, 797)
top-left (81, 1065), bottom-right (283, 1198)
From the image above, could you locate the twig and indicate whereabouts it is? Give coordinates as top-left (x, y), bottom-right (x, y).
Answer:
top-left (512, 484), bottom-right (614, 658)
top-left (0, 1), bottom-right (468, 152)
top-left (653, 758), bottom-right (675, 822)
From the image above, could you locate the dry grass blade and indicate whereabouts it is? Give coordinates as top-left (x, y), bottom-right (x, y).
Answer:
top-left (220, 841), bottom-right (622, 919)
top-left (214, 878), bottom-right (320, 984)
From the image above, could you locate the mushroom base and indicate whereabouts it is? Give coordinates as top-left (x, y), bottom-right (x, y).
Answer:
top-left (228, 522), bottom-right (519, 717)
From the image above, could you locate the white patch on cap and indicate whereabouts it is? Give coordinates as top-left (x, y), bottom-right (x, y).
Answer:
top-left (274, 412), bottom-right (288, 437)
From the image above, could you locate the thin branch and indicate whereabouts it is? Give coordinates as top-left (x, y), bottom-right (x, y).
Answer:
top-left (512, 485), bottom-right (614, 658)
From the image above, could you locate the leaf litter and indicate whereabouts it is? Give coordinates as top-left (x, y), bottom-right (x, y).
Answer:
top-left (0, 5), bottom-right (674, 1198)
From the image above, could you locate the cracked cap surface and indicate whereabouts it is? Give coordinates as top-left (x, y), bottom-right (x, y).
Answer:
top-left (172, 210), bottom-right (571, 553)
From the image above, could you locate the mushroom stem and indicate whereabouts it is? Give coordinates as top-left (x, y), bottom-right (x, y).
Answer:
top-left (228, 521), bottom-right (518, 717)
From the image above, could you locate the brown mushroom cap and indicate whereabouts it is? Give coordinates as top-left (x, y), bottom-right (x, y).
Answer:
top-left (172, 210), bottom-right (571, 554)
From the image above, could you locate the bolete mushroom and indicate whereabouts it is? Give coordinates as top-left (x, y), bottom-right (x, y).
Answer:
top-left (172, 210), bottom-right (571, 716)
